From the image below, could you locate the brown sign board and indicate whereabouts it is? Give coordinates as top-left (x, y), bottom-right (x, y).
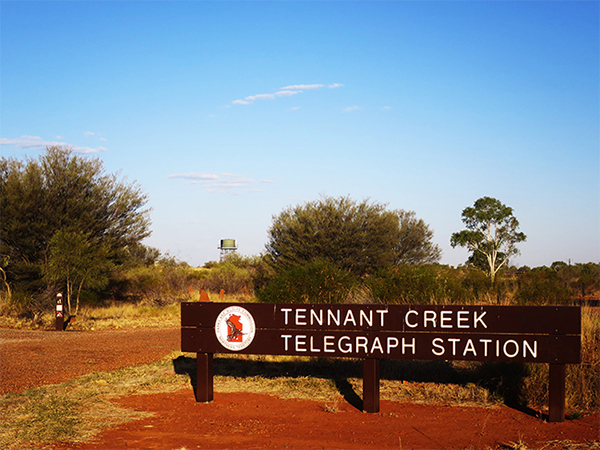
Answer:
top-left (181, 303), bottom-right (580, 364)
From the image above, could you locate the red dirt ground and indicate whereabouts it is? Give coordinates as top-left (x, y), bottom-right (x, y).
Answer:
top-left (2, 328), bottom-right (598, 449)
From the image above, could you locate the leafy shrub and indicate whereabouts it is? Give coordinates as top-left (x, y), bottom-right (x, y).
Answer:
top-left (461, 269), bottom-right (493, 301)
top-left (514, 268), bottom-right (571, 305)
top-left (257, 260), bottom-right (357, 304)
top-left (117, 262), bottom-right (202, 305)
top-left (200, 262), bottom-right (252, 294)
top-left (365, 265), bottom-right (470, 305)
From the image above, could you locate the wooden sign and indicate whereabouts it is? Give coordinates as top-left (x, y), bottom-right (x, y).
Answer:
top-left (181, 302), bottom-right (581, 422)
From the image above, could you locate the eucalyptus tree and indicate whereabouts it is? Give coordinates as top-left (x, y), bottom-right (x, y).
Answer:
top-left (450, 196), bottom-right (526, 283)
top-left (43, 230), bottom-right (113, 315)
top-left (0, 146), bottom-right (151, 304)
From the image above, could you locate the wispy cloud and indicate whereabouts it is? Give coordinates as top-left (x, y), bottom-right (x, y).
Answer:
top-left (232, 83), bottom-right (343, 106)
top-left (344, 106), bottom-right (361, 112)
top-left (275, 90), bottom-right (301, 97)
top-left (168, 171), bottom-right (272, 194)
top-left (279, 84), bottom-right (323, 90)
top-left (0, 135), bottom-right (106, 154)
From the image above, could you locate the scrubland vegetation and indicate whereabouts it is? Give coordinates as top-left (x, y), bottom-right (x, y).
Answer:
top-left (1, 147), bottom-right (598, 424)
top-left (1, 254), bottom-right (598, 418)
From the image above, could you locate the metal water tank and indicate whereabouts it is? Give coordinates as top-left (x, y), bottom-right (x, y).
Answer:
top-left (219, 239), bottom-right (237, 250)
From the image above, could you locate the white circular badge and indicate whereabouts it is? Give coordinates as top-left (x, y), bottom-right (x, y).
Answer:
top-left (215, 306), bottom-right (256, 351)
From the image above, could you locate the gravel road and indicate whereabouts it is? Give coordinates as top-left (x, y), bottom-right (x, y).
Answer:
top-left (0, 327), bottom-right (180, 394)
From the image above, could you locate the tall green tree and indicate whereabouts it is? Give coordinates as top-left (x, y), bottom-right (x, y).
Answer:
top-left (43, 230), bottom-right (113, 315)
top-left (450, 196), bottom-right (526, 283)
top-left (265, 195), bottom-right (441, 277)
top-left (395, 210), bottom-right (442, 265)
top-left (0, 146), bottom-right (151, 300)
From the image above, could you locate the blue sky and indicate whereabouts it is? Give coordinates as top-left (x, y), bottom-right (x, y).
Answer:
top-left (1, 1), bottom-right (598, 267)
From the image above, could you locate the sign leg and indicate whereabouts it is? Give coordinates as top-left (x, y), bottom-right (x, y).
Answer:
top-left (196, 353), bottom-right (214, 403)
top-left (548, 363), bottom-right (566, 422)
top-left (363, 358), bottom-right (380, 413)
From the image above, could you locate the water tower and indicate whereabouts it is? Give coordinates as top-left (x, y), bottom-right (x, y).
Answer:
top-left (218, 239), bottom-right (238, 260)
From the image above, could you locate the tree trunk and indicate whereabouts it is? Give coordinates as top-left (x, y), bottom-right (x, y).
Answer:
top-left (75, 277), bottom-right (86, 316)
top-left (66, 279), bottom-right (73, 316)
top-left (0, 266), bottom-right (12, 302)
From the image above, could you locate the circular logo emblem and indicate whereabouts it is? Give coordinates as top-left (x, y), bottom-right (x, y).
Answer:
top-left (215, 306), bottom-right (256, 351)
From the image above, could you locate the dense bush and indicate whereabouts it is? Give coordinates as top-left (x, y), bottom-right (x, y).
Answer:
top-left (199, 262), bottom-right (252, 294)
top-left (256, 260), bottom-right (357, 304)
top-left (365, 265), bottom-right (460, 304)
top-left (265, 196), bottom-right (441, 277)
top-left (252, 259), bottom-right (599, 307)
top-left (514, 267), bottom-right (572, 305)
top-left (114, 259), bottom-right (202, 305)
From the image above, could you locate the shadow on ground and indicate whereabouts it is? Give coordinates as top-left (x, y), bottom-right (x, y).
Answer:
top-left (173, 355), bottom-right (530, 414)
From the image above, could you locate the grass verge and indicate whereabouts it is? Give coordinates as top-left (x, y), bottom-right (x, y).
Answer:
top-left (1, 352), bottom-right (503, 449)
top-left (0, 352), bottom-right (186, 449)
top-left (0, 302), bottom-right (182, 330)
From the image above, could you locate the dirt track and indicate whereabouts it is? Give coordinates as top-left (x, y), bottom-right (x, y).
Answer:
top-left (0, 327), bottom-right (180, 394)
top-left (1, 328), bottom-right (598, 449)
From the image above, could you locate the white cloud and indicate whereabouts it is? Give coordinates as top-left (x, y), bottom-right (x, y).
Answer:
top-left (289, 106), bottom-right (301, 111)
top-left (275, 90), bottom-right (301, 97)
top-left (246, 93), bottom-right (276, 102)
top-left (344, 106), bottom-right (360, 112)
top-left (169, 172), bottom-right (219, 180)
top-left (232, 83), bottom-right (343, 106)
top-left (382, 106), bottom-right (392, 110)
top-left (0, 135), bottom-right (106, 154)
top-left (279, 84), bottom-right (323, 90)
top-left (84, 131), bottom-right (95, 137)
top-left (168, 171), bottom-right (271, 194)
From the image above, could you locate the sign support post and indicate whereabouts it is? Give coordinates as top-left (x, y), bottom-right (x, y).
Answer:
top-left (549, 363), bottom-right (566, 422)
top-left (195, 352), bottom-right (214, 403)
top-left (363, 358), bottom-right (380, 413)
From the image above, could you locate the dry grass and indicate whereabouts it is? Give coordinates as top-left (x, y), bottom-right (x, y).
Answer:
top-left (0, 302), bottom-right (181, 330)
top-left (216, 374), bottom-right (342, 401)
top-left (72, 303), bottom-right (181, 330)
top-left (209, 354), bottom-right (501, 407)
top-left (379, 379), bottom-right (497, 407)
top-left (539, 441), bottom-right (600, 450)
top-left (0, 351), bottom-right (189, 450)
top-left (0, 292), bottom-right (252, 331)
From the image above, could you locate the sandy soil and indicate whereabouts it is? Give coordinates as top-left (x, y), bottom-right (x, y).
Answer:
top-left (0, 328), bottom-right (180, 394)
top-left (2, 328), bottom-right (598, 449)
